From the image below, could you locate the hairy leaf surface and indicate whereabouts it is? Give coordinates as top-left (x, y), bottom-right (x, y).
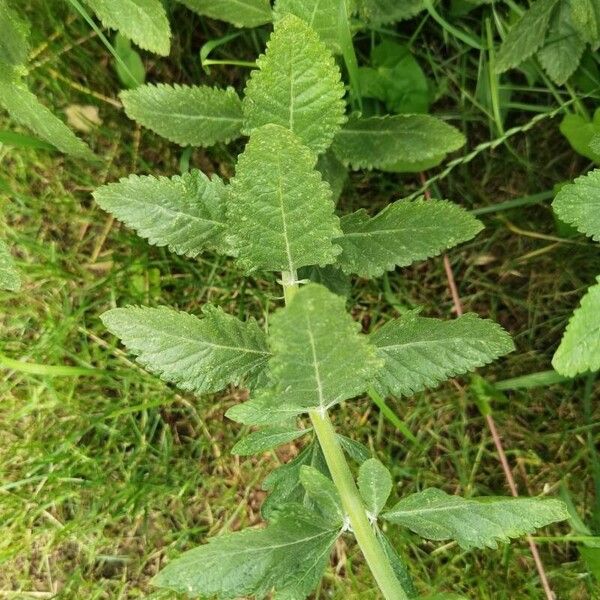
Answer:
top-left (232, 426), bottom-right (311, 456)
top-left (358, 458), bottom-right (392, 517)
top-left (93, 170), bottom-right (228, 257)
top-left (0, 240), bottom-right (20, 291)
top-left (101, 305), bottom-right (269, 395)
top-left (383, 488), bottom-right (568, 549)
top-left (121, 84), bottom-right (243, 146)
top-left (242, 15), bottom-right (346, 153)
top-left (376, 530), bottom-right (418, 597)
top-left (371, 312), bottom-right (514, 398)
top-left (358, 0), bottom-right (425, 24)
top-left (176, 0), bottom-right (273, 27)
top-left (299, 466), bottom-right (344, 524)
top-left (0, 0), bottom-right (30, 67)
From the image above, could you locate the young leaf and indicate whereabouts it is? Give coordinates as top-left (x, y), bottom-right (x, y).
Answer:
top-left (299, 465), bottom-right (344, 524)
top-left (358, 0), bottom-right (425, 24)
top-left (232, 426), bottom-right (311, 456)
top-left (0, 239), bottom-right (20, 292)
top-left (267, 283), bottom-right (382, 412)
top-left (552, 278), bottom-right (600, 376)
top-left (114, 33), bottom-right (146, 89)
top-left (121, 84), bottom-right (243, 147)
top-left (176, 0), bottom-right (273, 28)
top-left (338, 434), bottom-right (371, 463)
top-left (370, 312), bottom-right (515, 398)
top-left (335, 198), bottom-right (483, 278)
top-left (495, 0), bottom-right (560, 73)
top-left (93, 170), bottom-right (229, 257)
top-left (0, 0), bottom-right (30, 67)
top-left (358, 458), bottom-right (392, 517)
top-left (153, 504), bottom-right (340, 598)
top-left (317, 150), bottom-right (348, 204)
top-left (375, 530), bottom-right (418, 597)
top-left (101, 305), bottom-right (270, 395)
top-left (242, 14), bottom-right (347, 154)
top-left (331, 115), bottom-right (465, 171)
top-left (553, 168), bottom-right (600, 241)
top-left (227, 390), bottom-right (310, 425)
top-left (560, 109), bottom-right (600, 163)
top-left (83, 0), bottom-right (171, 56)
top-left (383, 488), bottom-right (568, 550)
top-left (228, 125), bottom-right (342, 273)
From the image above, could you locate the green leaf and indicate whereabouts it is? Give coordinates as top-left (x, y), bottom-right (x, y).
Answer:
top-left (552, 278), bottom-right (600, 376)
top-left (121, 84), bottom-right (244, 147)
top-left (316, 150), bottom-right (348, 204)
top-left (114, 33), bottom-right (145, 89)
top-left (267, 283), bottom-right (382, 412)
top-left (0, 239), bottom-right (20, 292)
top-left (298, 264), bottom-right (351, 297)
top-left (232, 426), bottom-right (311, 456)
top-left (299, 466), bottom-right (344, 524)
top-left (537, 0), bottom-right (585, 84)
top-left (83, 0), bottom-right (171, 55)
top-left (495, 0), bottom-right (560, 73)
top-left (331, 115), bottom-right (465, 171)
top-left (358, 0), bottom-right (425, 24)
top-left (93, 170), bottom-right (229, 257)
top-left (242, 14), bottom-right (347, 154)
top-left (0, 0), bottom-right (30, 67)
top-left (335, 198), bottom-right (483, 278)
top-left (570, 0), bottom-right (600, 46)
top-left (559, 108), bottom-right (600, 163)
top-left (358, 458), bottom-right (392, 516)
top-left (227, 390), bottom-right (309, 425)
top-left (337, 434), bottom-right (371, 463)
top-left (101, 305), bottom-right (270, 395)
top-left (0, 65), bottom-right (94, 160)
top-left (580, 545), bottom-right (600, 580)
top-left (383, 488), bottom-right (568, 549)
top-left (176, 0), bottom-right (273, 27)
top-left (553, 168), bottom-right (600, 241)
top-left (375, 530), bottom-right (418, 597)
top-left (228, 125), bottom-right (342, 273)
top-left (371, 312), bottom-right (515, 398)
top-left (153, 504), bottom-right (339, 598)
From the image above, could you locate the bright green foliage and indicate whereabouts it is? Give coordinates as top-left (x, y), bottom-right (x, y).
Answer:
top-left (0, 240), bottom-right (20, 292)
top-left (113, 33), bottom-right (146, 88)
top-left (376, 530), bottom-right (418, 598)
top-left (93, 170), bottom-right (229, 257)
top-left (153, 504), bottom-right (340, 598)
top-left (268, 284), bottom-right (382, 412)
top-left (83, 0), bottom-right (171, 55)
top-left (121, 84), bottom-right (244, 147)
top-left (358, 459), bottom-right (392, 517)
top-left (383, 488), bottom-right (568, 549)
top-left (331, 115), bottom-right (465, 171)
top-left (358, 0), bottom-right (425, 24)
top-left (0, 0), bottom-right (30, 67)
top-left (228, 125), bottom-right (342, 273)
top-left (370, 312), bottom-right (515, 398)
top-left (552, 278), bottom-right (600, 376)
top-left (570, 0), bottom-right (600, 46)
top-left (242, 15), bottom-right (347, 154)
top-left (335, 199), bottom-right (483, 278)
top-left (176, 0), bottom-right (273, 27)
top-left (101, 305), bottom-right (270, 395)
top-left (232, 426), bottom-right (311, 456)
top-left (553, 168), bottom-right (600, 241)
top-left (560, 108), bottom-right (600, 163)
top-left (299, 466), bottom-right (344, 524)
top-left (227, 390), bottom-right (311, 425)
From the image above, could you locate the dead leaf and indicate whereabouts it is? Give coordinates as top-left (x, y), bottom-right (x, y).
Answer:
top-left (65, 104), bottom-right (101, 133)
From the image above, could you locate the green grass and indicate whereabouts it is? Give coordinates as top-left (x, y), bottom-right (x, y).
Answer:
top-left (1, 1), bottom-right (600, 598)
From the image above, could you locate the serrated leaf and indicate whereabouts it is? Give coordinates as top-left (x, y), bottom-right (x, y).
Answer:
top-left (560, 108), bottom-right (600, 163)
top-left (358, 0), bottom-right (425, 24)
top-left (121, 84), bottom-right (243, 147)
top-left (93, 170), bottom-right (229, 257)
top-left (375, 530), bottom-right (418, 597)
top-left (154, 504), bottom-right (339, 598)
top-left (335, 199), bottom-right (483, 278)
top-left (383, 488), bottom-right (568, 549)
top-left (0, 0), bottom-right (30, 67)
top-left (228, 125), bottom-right (342, 273)
top-left (570, 0), bottom-right (600, 46)
top-left (83, 0), bottom-right (171, 55)
top-left (552, 278), bottom-right (600, 376)
top-left (176, 0), bottom-right (273, 27)
top-left (358, 458), bottom-right (392, 516)
top-left (0, 65), bottom-right (94, 159)
top-left (299, 466), bottom-right (344, 524)
top-left (0, 239), bottom-right (20, 291)
top-left (101, 305), bottom-right (270, 395)
top-left (553, 168), bottom-right (600, 241)
top-left (331, 115), bottom-right (465, 171)
top-left (242, 14), bottom-right (346, 153)
top-left (232, 426), bottom-right (311, 456)
top-left (495, 0), bottom-right (560, 73)
top-left (371, 312), bottom-right (515, 398)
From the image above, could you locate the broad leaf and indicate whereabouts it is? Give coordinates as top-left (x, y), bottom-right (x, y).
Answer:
top-left (358, 0), bottom-right (425, 24)
top-left (154, 504), bottom-right (340, 598)
top-left (570, 0), bottom-right (600, 46)
top-left (331, 115), bottom-right (465, 171)
top-left (228, 125), bottom-right (342, 272)
top-left (335, 199), bottom-right (483, 278)
top-left (552, 278), bottom-right (600, 376)
top-left (242, 14), bottom-right (347, 153)
top-left (227, 390), bottom-right (310, 425)
top-left (0, 240), bottom-right (20, 291)
top-left (383, 488), bottom-right (568, 549)
top-left (358, 458), bottom-right (392, 516)
top-left (376, 530), bottom-right (418, 597)
top-left (93, 170), bottom-right (229, 257)
top-left (371, 312), bottom-right (515, 398)
top-left (176, 0), bottom-right (273, 27)
top-left (299, 466), bottom-right (344, 524)
top-left (121, 84), bottom-right (243, 147)
top-left (101, 305), bottom-right (270, 395)
top-left (298, 264), bottom-right (351, 297)
top-left (0, 0), bottom-right (30, 67)
top-left (495, 0), bottom-right (560, 73)
top-left (84, 0), bottom-right (171, 55)
top-left (553, 168), bottom-right (600, 241)
top-left (560, 108), bottom-right (600, 163)
top-left (232, 426), bottom-right (311, 455)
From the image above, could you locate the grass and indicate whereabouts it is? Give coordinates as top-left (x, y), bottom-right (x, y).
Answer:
top-left (1, 1), bottom-right (600, 598)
